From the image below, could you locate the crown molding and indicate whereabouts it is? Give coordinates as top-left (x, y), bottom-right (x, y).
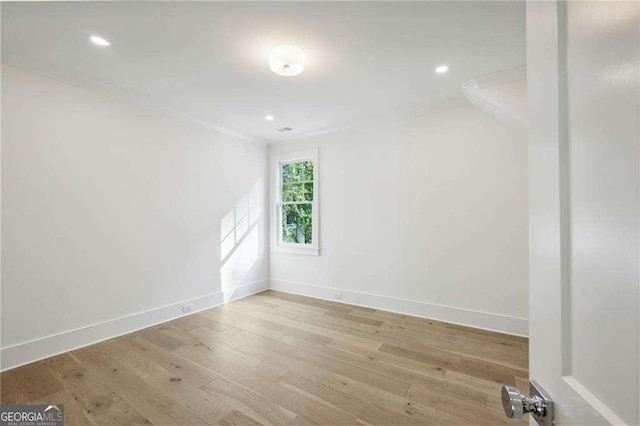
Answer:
top-left (2, 52), bottom-right (268, 146)
top-left (266, 97), bottom-right (471, 146)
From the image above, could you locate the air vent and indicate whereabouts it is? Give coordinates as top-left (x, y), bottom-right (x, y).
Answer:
top-left (277, 127), bottom-right (293, 133)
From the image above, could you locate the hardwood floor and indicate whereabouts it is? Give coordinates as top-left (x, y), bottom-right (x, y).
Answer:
top-left (0, 291), bottom-right (528, 425)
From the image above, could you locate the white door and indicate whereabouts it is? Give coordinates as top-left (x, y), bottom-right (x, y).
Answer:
top-left (521, 1), bottom-right (640, 425)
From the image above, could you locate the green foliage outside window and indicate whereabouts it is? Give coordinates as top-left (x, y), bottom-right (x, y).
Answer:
top-left (281, 161), bottom-right (313, 244)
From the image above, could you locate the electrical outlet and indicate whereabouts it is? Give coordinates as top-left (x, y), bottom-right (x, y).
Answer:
top-left (182, 303), bottom-right (193, 313)
top-left (332, 292), bottom-right (342, 301)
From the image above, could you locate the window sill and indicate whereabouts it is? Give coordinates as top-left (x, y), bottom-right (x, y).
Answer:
top-left (272, 246), bottom-right (320, 256)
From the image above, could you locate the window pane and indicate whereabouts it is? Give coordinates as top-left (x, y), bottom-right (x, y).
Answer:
top-left (282, 182), bottom-right (306, 202)
top-left (282, 160), bottom-right (313, 183)
top-left (294, 184), bottom-right (305, 202)
top-left (281, 163), bottom-right (293, 181)
top-left (282, 203), bottom-right (312, 244)
top-left (303, 161), bottom-right (313, 181)
top-left (282, 180), bottom-right (292, 202)
top-left (292, 162), bottom-right (306, 181)
top-left (304, 182), bottom-right (313, 201)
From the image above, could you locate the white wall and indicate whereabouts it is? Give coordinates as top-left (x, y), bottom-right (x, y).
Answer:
top-left (1, 65), bottom-right (269, 369)
top-left (269, 105), bottom-right (528, 335)
top-left (1, 63), bottom-right (527, 373)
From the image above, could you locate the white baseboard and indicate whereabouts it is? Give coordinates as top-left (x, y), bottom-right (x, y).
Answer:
top-left (223, 279), bottom-right (269, 303)
top-left (0, 279), bottom-right (268, 372)
top-left (1, 276), bottom-right (523, 372)
top-left (269, 279), bottom-right (528, 337)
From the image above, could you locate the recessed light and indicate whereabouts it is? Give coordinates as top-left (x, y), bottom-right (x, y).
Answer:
top-left (435, 65), bottom-right (449, 74)
top-left (265, 114), bottom-right (275, 121)
top-left (90, 35), bottom-right (110, 47)
top-left (269, 45), bottom-right (304, 76)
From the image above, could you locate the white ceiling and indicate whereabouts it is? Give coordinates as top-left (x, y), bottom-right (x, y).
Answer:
top-left (1, 1), bottom-right (525, 143)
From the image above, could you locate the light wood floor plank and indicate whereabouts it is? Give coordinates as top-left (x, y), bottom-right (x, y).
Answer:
top-left (117, 335), bottom-right (220, 389)
top-left (200, 376), bottom-right (298, 425)
top-left (229, 331), bottom-right (410, 397)
top-left (71, 346), bottom-right (207, 425)
top-left (235, 299), bottom-right (527, 370)
top-left (1, 290), bottom-right (528, 425)
top-left (215, 409), bottom-right (263, 426)
top-left (0, 369), bottom-right (27, 404)
top-left (42, 353), bottom-right (152, 425)
top-left (99, 340), bottom-right (234, 424)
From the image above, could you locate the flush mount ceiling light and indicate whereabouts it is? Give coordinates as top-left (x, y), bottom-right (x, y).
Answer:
top-left (90, 35), bottom-right (110, 47)
top-left (269, 45), bottom-right (304, 76)
top-left (265, 114), bottom-right (275, 121)
top-left (435, 65), bottom-right (449, 74)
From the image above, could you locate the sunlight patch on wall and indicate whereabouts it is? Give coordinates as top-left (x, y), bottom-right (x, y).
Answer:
top-left (220, 182), bottom-right (263, 293)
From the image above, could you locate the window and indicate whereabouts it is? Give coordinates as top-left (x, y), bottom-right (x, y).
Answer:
top-left (273, 150), bottom-right (319, 255)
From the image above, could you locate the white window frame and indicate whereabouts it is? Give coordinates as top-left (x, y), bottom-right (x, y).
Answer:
top-left (271, 149), bottom-right (319, 256)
